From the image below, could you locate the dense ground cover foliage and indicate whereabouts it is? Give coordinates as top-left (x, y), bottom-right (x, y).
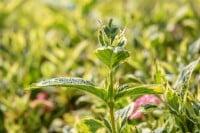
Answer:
top-left (0, 0), bottom-right (199, 132)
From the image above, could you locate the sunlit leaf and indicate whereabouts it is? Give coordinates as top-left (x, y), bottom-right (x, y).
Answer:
top-left (115, 84), bottom-right (163, 100)
top-left (26, 77), bottom-right (107, 100)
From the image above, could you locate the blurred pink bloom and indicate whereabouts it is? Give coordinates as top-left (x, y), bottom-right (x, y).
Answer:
top-left (30, 92), bottom-right (54, 112)
top-left (130, 94), bottom-right (161, 120)
top-left (36, 92), bottom-right (49, 100)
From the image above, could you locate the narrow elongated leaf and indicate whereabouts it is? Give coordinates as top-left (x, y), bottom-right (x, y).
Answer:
top-left (142, 104), bottom-right (158, 110)
top-left (185, 101), bottom-right (200, 124)
top-left (95, 46), bottom-right (129, 68)
top-left (117, 38), bottom-right (126, 47)
top-left (99, 30), bottom-right (106, 46)
top-left (154, 62), bottom-right (166, 84)
top-left (26, 77), bottom-right (107, 100)
top-left (115, 84), bottom-right (163, 100)
top-left (0, 109), bottom-right (6, 133)
top-left (102, 118), bottom-right (112, 133)
top-left (119, 118), bottom-right (127, 133)
top-left (174, 58), bottom-right (200, 96)
top-left (103, 19), bottom-right (119, 44)
top-left (165, 87), bottom-right (180, 115)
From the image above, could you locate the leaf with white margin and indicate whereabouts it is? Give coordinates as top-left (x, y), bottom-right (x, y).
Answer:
top-left (26, 77), bottom-right (107, 101)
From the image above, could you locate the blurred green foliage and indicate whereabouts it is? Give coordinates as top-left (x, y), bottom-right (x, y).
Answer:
top-left (0, 0), bottom-right (200, 132)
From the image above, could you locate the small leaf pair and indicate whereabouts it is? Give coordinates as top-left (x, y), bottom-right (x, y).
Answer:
top-left (99, 19), bottom-right (126, 47)
top-left (95, 46), bottom-right (129, 69)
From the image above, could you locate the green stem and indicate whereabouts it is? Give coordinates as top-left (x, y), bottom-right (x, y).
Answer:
top-left (109, 103), bottom-right (116, 133)
top-left (107, 69), bottom-right (116, 133)
top-left (108, 70), bottom-right (114, 99)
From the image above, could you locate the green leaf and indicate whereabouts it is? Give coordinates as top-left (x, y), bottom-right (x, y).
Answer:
top-left (102, 118), bottom-right (112, 133)
top-left (193, 102), bottom-right (200, 116)
top-left (165, 88), bottom-right (180, 115)
top-left (115, 84), bottom-right (163, 100)
top-left (26, 77), bottom-right (107, 101)
top-left (154, 61), bottom-right (166, 84)
top-left (110, 27), bottom-right (118, 44)
top-left (119, 118), bottom-right (127, 133)
top-left (104, 27), bottom-right (111, 38)
top-left (103, 19), bottom-right (119, 44)
top-left (77, 118), bottom-right (103, 133)
top-left (185, 101), bottom-right (200, 124)
top-left (142, 104), bottom-right (158, 110)
top-left (0, 109), bottom-right (6, 133)
top-left (174, 58), bottom-right (200, 96)
top-left (108, 19), bottom-right (113, 27)
top-left (95, 46), bottom-right (129, 69)
top-left (99, 30), bottom-right (106, 46)
top-left (117, 38), bottom-right (126, 47)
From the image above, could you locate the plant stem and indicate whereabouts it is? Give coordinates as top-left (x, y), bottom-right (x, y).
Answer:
top-left (108, 70), bottom-right (114, 99)
top-left (107, 69), bottom-right (116, 133)
top-left (109, 103), bottom-right (116, 133)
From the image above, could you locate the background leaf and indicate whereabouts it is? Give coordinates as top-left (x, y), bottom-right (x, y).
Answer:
top-left (77, 118), bottom-right (103, 133)
top-left (0, 109), bottom-right (6, 133)
top-left (174, 58), bottom-right (200, 96)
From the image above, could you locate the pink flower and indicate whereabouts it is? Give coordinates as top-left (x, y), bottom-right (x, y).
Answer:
top-left (30, 92), bottom-right (54, 112)
top-left (130, 94), bottom-right (161, 120)
top-left (36, 92), bottom-right (49, 100)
